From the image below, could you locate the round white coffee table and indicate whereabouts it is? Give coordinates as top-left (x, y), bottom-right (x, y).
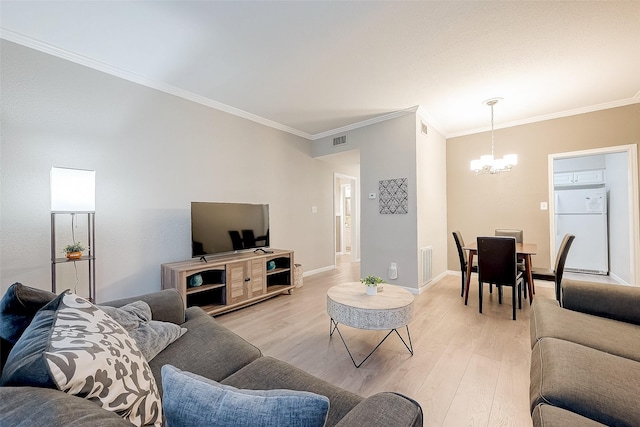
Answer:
top-left (326, 282), bottom-right (414, 367)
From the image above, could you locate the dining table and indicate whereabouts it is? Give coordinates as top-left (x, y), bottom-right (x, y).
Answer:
top-left (463, 241), bottom-right (538, 305)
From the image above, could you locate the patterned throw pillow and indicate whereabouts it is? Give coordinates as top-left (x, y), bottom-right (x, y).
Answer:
top-left (0, 291), bottom-right (162, 427)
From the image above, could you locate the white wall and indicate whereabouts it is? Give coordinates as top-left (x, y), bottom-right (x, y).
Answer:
top-left (554, 155), bottom-right (606, 172)
top-left (0, 40), bottom-right (337, 302)
top-left (416, 113), bottom-right (448, 288)
top-left (606, 152), bottom-right (631, 283)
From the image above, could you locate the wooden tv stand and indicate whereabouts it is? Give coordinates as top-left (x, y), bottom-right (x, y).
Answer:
top-left (161, 249), bottom-right (294, 316)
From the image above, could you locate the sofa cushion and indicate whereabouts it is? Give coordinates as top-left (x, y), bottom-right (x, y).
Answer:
top-left (530, 337), bottom-right (640, 427)
top-left (562, 279), bottom-right (640, 325)
top-left (333, 392), bottom-right (423, 427)
top-left (0, 282), bottom-right (55, 344)
top-left (99, 301), bottom-right (186, 361)
top-left (161, 364), bottom-right (329, 427)
top-left (530, 297), bottom-right (640, 362)
top-left (0, 291), bottom-right (162, 427)
top-left (222, 356), bottom-right (363, 427)
top-left (532, 404), bottom-right (606, 427)
top-left (148, 306), bottom-right (262, 392)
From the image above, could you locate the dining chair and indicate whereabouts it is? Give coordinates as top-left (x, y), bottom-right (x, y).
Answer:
top-left (228, 230), bottom-right (244, 250)
top-left (495, 229), bottom-right (529, 297)
top-left (477, 236), bottom-right (523, 320)
top-left (452, 231), bottom-right (478, 297)
top-left (495, 229), bottom-right (523, 243)
top-left (531, 233), bottom-right (576, 302)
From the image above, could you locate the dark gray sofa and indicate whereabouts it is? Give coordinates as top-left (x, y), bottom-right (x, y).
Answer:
top-left (0, 288), bottom-right (423, 427)
top-left (529, 279), bottom-right (640, 426)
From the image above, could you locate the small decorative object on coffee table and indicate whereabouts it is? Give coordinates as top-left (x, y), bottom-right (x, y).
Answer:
top-left (360, 275), bottom-right (384, 295)
top-left (63, 242), bottom-right (85, 260)
top-left (327, 282), bottom-right (414, 368)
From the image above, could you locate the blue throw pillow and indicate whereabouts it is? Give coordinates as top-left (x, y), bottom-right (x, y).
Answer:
top-left (161, 365), bottom-right (330, 427)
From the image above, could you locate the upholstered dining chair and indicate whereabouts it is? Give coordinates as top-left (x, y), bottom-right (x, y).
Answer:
top-left (228, 230), bottom-right (244, 250)
top-left (495, 229), bottom-right (529, 297)
top-left (495, 229), bottom-right (523, 243)
top-left (531, 233), bottom-right (576, 302)
top-left (452, 231), bottom-right (478, 297)
top-left (477, 236), bottom-right (523, 320)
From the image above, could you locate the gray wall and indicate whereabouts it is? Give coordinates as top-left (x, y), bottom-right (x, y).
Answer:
top-left (313, 112), bottom-right (448, 290)
top-left (0, 40), bottom-right (338, 302)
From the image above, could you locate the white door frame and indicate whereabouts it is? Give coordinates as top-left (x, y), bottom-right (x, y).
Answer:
top-left (334, 173), bottom-right (359, 264)
top-left (547, 144), bottom-right (639, 285)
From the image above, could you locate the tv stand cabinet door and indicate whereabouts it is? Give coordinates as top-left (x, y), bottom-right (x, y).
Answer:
top-left (226, 261), bottom-right (248, 304)
top-left (248, 258), bottom-right (265, 297)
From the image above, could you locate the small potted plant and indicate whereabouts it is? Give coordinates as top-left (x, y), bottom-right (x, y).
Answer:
top-left (63, 242), bottom-right (85, 260)
top-left (360, 275), bottom-right (384, 295)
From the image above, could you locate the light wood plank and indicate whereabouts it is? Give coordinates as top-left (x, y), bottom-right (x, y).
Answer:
top-left (216, 255), bottom-right (554, 427)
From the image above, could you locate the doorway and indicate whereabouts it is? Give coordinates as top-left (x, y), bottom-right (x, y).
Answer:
top-left (334, 173), bottom-right (359, 264)
top-left (548, 144), bottom-right (639, 285)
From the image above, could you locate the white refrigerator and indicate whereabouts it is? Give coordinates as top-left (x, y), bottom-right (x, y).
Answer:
top-left (555, 187), bottom-right (609, 274)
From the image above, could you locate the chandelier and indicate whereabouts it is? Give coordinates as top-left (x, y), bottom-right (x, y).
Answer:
top-left (470, 98), bottom-right (517, 175)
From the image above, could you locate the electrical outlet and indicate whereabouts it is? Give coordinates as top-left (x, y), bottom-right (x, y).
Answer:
top-left (540, 202), bottom-right (548, 211)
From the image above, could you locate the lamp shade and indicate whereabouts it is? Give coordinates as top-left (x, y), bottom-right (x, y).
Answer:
top-left (50, 167), bottom-right (95, 212)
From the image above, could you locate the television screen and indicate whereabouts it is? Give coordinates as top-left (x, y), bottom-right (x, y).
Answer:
top-left (191, 202), bottom-right (270, 257)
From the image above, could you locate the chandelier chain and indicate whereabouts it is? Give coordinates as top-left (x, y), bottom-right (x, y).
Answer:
top-left (490, 102), bottom-right (495, 157)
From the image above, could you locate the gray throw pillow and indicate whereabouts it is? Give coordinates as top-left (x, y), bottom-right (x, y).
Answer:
top-left (161, 364), bottom-right (330, 427)
top-left (99, 301), bottom-right (186, 361)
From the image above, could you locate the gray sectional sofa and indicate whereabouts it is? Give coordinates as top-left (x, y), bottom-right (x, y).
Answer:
top-left (530, 279), bottom-right (640, 426)
top-left (0, 286), bottom-right (423, 427)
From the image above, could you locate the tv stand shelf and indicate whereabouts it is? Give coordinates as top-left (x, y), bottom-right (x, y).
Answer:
top-left (162, 249), bottom-right (294, 316)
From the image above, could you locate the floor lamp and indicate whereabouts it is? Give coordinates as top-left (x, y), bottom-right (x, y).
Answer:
top-left (50, 167), bottom-right (96, 301)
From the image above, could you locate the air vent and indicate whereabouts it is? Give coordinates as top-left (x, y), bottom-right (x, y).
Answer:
top-left (421, 246), bottom-right (433, 285)
top-left (421, 122), bottom-right (428, 135)
top-left (333, 135), bottom-right (347, 147)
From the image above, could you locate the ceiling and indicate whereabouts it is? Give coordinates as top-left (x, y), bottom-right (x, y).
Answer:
top-left (1, 1), bottom-right (639, 140)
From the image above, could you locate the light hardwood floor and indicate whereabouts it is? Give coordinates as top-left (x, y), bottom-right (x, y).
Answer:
top-left (216, 256), bottom-right (555, 427)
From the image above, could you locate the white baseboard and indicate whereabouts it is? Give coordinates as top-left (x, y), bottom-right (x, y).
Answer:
top-left (609, 271), bottom-right (630, 285)
top-left (303, 265), bottom-right (335, 277)
top-left (413, 271), bottom-right (450, 294)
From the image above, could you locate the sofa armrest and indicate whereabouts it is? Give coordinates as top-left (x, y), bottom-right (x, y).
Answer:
top-left (102, 289), bottom-right (185, 325)
top-left (0, 386), bottom-right (131, 426)
top-left (333, 392), bottom-right (423, 427)
top-left (562, 279), bottom-right (640, 325)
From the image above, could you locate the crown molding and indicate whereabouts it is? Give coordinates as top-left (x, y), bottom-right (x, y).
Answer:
top-left (311, 106), bottom-right (420, 140)
top-left (447, 94), bottom-right (640, 139)
top-left (0, 29), bottom-right (314, 140)
top-left (3, 29), bottom-right (638, 142)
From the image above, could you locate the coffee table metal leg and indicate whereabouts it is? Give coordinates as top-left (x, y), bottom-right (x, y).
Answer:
top-left (329, 318), bottom-right (413, 368)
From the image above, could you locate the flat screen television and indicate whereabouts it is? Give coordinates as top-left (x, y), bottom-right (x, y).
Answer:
top-left (191, 202), bottom-right (270, 257)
